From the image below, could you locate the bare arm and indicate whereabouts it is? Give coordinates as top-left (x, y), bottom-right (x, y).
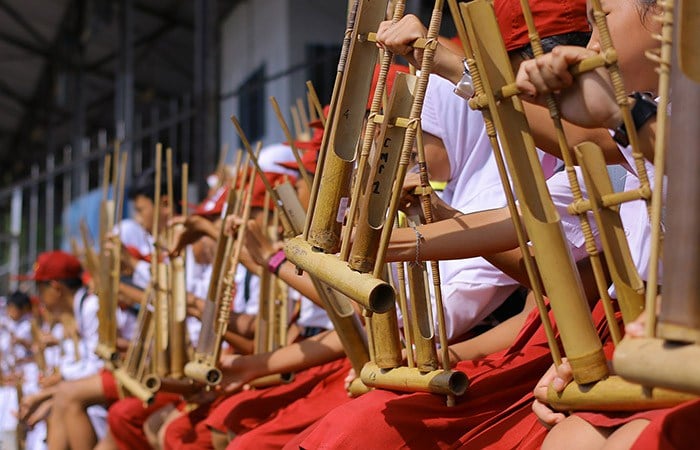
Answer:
top-left (219, 330), bottom-right (344, 392)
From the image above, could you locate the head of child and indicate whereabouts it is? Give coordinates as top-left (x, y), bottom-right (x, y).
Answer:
top-left (29, 251), bottom-right (84, 313)
top-left (5, 291), bottom-right (31, 322)
top-left (127, 166), bottom-right (182, 234)
top-left (584, 0), bottom-right (661, 93)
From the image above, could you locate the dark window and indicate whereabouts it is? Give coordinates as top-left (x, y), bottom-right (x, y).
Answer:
top-left (306, 44), bottom-right (341, 105)
top-left (239, 65), bottom-right (266, 143)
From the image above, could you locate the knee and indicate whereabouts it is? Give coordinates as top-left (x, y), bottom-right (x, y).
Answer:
top-left (211, 429), bottom-right (231, 450)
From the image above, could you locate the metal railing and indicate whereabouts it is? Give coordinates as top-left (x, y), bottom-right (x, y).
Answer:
top-left (0, 95), bottom-right (194, 292)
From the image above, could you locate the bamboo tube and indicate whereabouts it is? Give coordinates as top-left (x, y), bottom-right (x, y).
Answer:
top-left (247, 373), bottom-right (294, 389)
top-left (284, 237), bottom-right (394, 313)
top-left (361, 362), bottom-right (468, 396)
top-left (615, 337), bottom-right (700, 395)
top-left (460, 0), bottom-right (607, 384)
top-left (297, 97), bottom-right (310, 136)
top-left (168, 163), bottom-right (189, 378)
top-left (655, 22), bottom-right (700, 344)
top-left (113, 367), bottom-right (155, 405)
top-left (269, 97), bottom-right (312, 188)
top-left (143, 374), bottom-right (200, 395)
top-left (643, 0), bottom-right (673, 336)
top-left (574, 144), bottom-right (645, 324)
top-left (547, 374), bottom-right (696, 411)
top-left (405, 260), bottom-right (437, 372)
top-left (347, 72), bottom-right (415, 272)
top-left (678, 0), bottom-right (700, 82)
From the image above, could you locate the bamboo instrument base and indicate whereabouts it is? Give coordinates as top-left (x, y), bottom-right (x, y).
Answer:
top-left (614, 337), bottom-right (700, 396)
top-left (285, 237), bottom-right (395, 313)
top-left (546, 374), bottom-right (696, 411)
top-left (655, 322), bottom-right (700, 345)
top-left (95, 344), bottom-right (120, 365)
top-left (247, 373), bottom-right (295, 389)
top-left (183, 361), bottom-right (223, 386)
top-left (347, 377), bottom-right (372, 397)
top-left (113, 368), bottom-right (155, 405)
top-left (360, 362), bottom-right (469, 396)
top-left (143, 374), bottom-right (202, 395)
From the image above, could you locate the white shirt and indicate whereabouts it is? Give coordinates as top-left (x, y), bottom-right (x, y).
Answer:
top-left (60, 287), bottom-right (103, 380)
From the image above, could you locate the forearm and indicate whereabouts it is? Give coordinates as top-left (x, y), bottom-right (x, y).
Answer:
top-left (386, 207), bottom-right (518, 262)
top-left (524, 102), bottom-right (624, 165)
top-left (276, 261), bottom-right (321, 306)
top-left (227, 312), bottom-right (256, 338)
top-left (222, 331), bottom-right (255, 355)
top-left (445, 295), bottom-right (534, 364)
top-left (244, 330), bottom-right (344, 379)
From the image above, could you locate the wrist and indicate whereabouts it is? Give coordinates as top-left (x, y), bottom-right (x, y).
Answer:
top-left (266, 249), bottom-right (287, 275)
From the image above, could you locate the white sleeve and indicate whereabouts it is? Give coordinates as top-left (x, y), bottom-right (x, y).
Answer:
top-left (132, 260), bottom-right (152, 289)
top-left (60, 295), bottom-right (103, 380)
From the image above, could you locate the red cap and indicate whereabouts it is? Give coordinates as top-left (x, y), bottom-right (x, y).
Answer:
top-left (495, 0), bottom-right (589, 51)
top-left (294, 127), bottom-right (324, 151)
top-left (278, 149), bottom-right (319, 176)
top-left (308, 105), bottom-right (330, 130)
top-left (250, 172), bottom-right (294, 209)
top-left (22, 251), bottom-right (83, 282)
top-left (193, 185), bottom-right (230, 217)
top-left (367, 64), bottom-right (410, 110)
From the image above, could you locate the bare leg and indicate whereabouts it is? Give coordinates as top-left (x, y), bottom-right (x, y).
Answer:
top-left (542, 415), bottom-right (610, 450)
top-left (144, 403), bottom-right (178, 450)
top-left (47, 374), bottom-right (106, 450)
top-left (211, 429), bottom-right (232, 450)
top-left (95, 430), bottom-right (118, 450)
top-left (602, 419), bottom-right (650, 450)
top-left (157, 409), bottom-right (187, 450)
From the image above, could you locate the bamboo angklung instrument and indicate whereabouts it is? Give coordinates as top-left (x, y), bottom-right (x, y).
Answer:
top-left (97, 149), bottom-right (128, 364)
top-left (185, 152), bottom-right (249, 386)
top-left (113, 144), bottom-right (168, 404)
top-left (455, 0), bottom-right (694, 409)
top-left (614, 0), bottom-right (700, 396)
top-left (246, 190), bottom-right (295, 389)
top-left (285, 0), bottom-right (397, 314)
top-left (238, 123), bottom-right (370, 395)
top-left (144, 158), bottom-right (198, 395)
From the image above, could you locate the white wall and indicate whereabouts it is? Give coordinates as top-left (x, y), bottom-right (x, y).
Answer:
top-left (219, 0), bottom-right (346, 160)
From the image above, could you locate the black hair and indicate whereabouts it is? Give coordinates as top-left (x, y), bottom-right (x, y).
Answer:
top-left (516, 31), bottom-right (592, 59)
top-left (127, 165), bottom-right (182, 214)
top-left (6, 291), bottom-right (31, 310)
top-left (36, 276), bottom-right (83, 291)
top-left (637, 0), bottom-right (659, 24)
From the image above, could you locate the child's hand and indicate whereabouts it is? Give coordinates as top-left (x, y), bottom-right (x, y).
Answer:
top-left (532, 359), bottom-right (573, 429)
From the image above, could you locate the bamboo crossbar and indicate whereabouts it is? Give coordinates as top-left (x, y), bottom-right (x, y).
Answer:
top-left (361, 362), bottom-right (468, 396)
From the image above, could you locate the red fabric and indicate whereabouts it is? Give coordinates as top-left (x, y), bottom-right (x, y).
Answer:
top-left (20, 250), bottom-right (82, 281)
top-left (630, 399), bottom-right (700, 450)
top-left (298, 303), bottom-right (613, 450)
top-left (100, 369), bottom-right (120, 404)
top-left (108, 393), bottom-right (182, 450)
top-left (194, 185), bottom-right (230, 217)
top-left (494, 0), bottom-right (589, 51)
top-left (163, 401), bottom-right (217, 450)
top-left (206, 358), bottom-right (347, 434)
top-left (366, 64), bottom-right (410, 110)
top-left (278, 148), bottom-right (320, 175)
top-left (227, 358), bottom-right (353, 450)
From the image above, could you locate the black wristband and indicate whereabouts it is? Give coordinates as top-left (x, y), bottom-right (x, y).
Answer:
top-left (612, 92), bottom-right (657, 147)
